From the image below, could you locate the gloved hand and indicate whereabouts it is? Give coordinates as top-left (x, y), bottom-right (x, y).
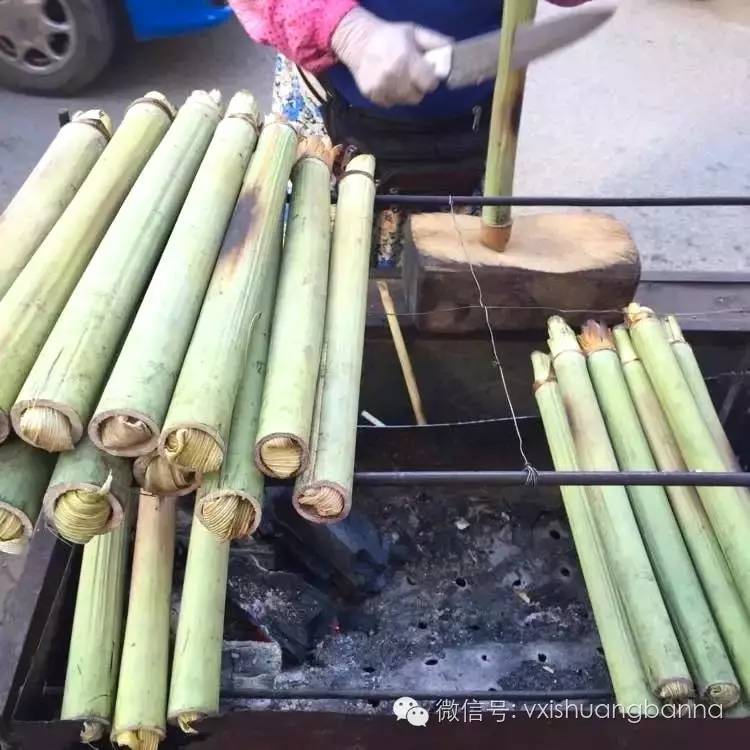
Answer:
top-left (331, 7), bottom-right (452, 108)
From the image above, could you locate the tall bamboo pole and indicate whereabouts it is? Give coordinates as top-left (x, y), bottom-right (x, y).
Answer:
top-left (0, 94), bottom-right (174, 444)
top-left (293, 154), bottom-right (376, 524)
top-left (547, 316), bottom-right (693, 701)
top-left (613, 325), bottom-right (750, 699)
top-left (167, 512), bottom-right (229, 733)
top-left (626, 304), bottom-right (750, 613)
top-left (480, 0), bottom-right (537, 250)
top-left (0, 439), bottom-right (56, 554)
top-left (89, 92), bottom-right (262, 458)
top-left (159, 119), bottom-right (298, 475)
top-left (0, 109), bottom-right (112, 298)
top-left (112, 493), bottom-right (176, 750)
top-left (532, 351), bottom-right (655, 712)
top-left (61, 494), bottom-right (135, 743)
top-left (580, 322), bottom-right (739, 706)
top-left (254, 137), bottom-right (335, 479)
top-left (11, 91), bottom-right (222, 453)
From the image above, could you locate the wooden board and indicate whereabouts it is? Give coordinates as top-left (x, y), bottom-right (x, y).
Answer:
top-left (402, 211), bottom-right (640, 332)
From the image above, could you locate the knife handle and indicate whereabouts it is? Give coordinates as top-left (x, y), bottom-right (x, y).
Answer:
top-left (423, 45), bottom-right (453, 82)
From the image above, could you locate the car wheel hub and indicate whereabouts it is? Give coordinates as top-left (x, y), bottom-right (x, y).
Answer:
top-left (0, 0), bottom-right (77, 75)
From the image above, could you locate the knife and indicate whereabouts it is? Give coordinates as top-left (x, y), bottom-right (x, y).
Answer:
top-left (424, 7), bottom-right (615, 90)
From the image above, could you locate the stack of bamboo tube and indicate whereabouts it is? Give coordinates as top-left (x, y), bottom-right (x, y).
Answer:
top-left (534, 308), bottom-right (750, 712)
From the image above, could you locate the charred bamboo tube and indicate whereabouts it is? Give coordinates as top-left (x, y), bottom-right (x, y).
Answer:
top-left (133, 451), bottom-right (201, 498)
top-left (614, 325), bottom-right (750, 699)
top-left (0, 110), bottom-right (112, 298)
top-left (532, 351), bottom-right (655, 711)
top-left (548, 316), bottom-right (693, 701)
top-left (254, 137), bottom-right (335, 479)
top-left (580, 322), bottom-right (739, 707)
top-left (664, 315), bottom-right (739, 469)
top-left (626, 304), bottom-right (750, 613)
top-left (11, 91), bottom-right (221, 453)
top-left (480, 0), bottom-right (537, 249)
top-left (0, 439), bottom-right (56, 554)
top-left (89, 92), bottom-right (261, 458)
top-left (61, 493), bottom-right (135, 743)
top-left (167, 512), bottom-right (229, 733)
top-left (42, 437), bottom-right (132, 544)
top-left (0, 94), bottom-right (174, 444)
top-left (159, 119), bottom-right (298, 475)
top-left (293, 154), bottom-right (376, 524)
top-left (112, 493), bottom-right (176, 750)
top-left (196, 241), bottom-right (279, 540)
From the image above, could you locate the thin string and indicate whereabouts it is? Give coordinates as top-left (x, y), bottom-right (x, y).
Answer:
top-left (448, 195), bottom-right (537, 483)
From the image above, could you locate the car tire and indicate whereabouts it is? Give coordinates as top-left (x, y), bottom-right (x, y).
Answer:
top-left (0, 0), bottom-right (117, 95)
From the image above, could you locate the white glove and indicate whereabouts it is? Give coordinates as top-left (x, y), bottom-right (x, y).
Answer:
top-left (331, 7), bottom-right (452, 108)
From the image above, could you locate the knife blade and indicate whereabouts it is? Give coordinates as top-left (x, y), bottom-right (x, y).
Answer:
top-left (424, 7), bottom-right (615, 90)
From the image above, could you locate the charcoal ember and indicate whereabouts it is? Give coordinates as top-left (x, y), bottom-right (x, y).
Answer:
top-left (227, 554), bottom-right (337, 664)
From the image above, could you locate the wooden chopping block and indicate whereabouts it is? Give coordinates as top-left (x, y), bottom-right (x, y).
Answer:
top-left (402, 210), bottom-right (640, 333)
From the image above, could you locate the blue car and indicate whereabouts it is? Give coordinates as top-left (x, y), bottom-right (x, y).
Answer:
top-left (0, 0), bottom-right (232, 94)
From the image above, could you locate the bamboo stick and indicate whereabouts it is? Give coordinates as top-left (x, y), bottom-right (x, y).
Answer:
top-left (159, 118), bottom-right (299, 475)
top-left (532, 351), bottom-right (655, 712)
top-left (0, 109), bottom-right (112, 298)
top-left (580, 322), bottom-right (739, 707)
top-left (480, 0), bottom-right (537, 250)
top-left (89, 92), bottom-right (262, 458)
top-left (43, 437), bottom-right (132, 545)
top-left (133, 451), bottom-right (201, 499)
top-left (0, 439), bottom-right (56, 554)
top-left (613, 325), bottom-right (750, 700)
top-left (196, 232), bottom-right (280, 540)
top-left (167, 511), bottom-right (229, 733)
top-left (0, 94), bottom-right (174, 444)
top-left (112, 493), bottom-right (176, 750)
top-left (626, 304), bottom-right (750, 613)
top-left (293, 154), bottom-right (376, 524)
top-left (254, 137), bottom-right (335, 479)
top-left (11, 91), bottom-right (222, 453)
top-left (61, 492), bottom-right (135, 743)
top-left (547, 316), bottom-right (693, 701)
top-left (664, 315), bottom-right (739, 469)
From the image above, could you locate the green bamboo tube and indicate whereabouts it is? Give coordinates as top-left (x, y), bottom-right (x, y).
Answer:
top-left (547, 316), bottom-right (693, 701)
top-left (61, 492), bottom-right (135, 743)
top-left (580, 322), bottom-right (739, 707)
top-left (626, 304), bottom-right (750, 613)
top-left (480, 0), bottom-right (537, 249)
top-left (0, 94), bottom-right (174, 445)
top-left (159, 119), bottom-right (299, 475)
top-left (614, 325), bottom-right (750, 699)
top-left (112, 492), bottom-right (176, 750)
top-left (167, 510), bottom-right (229, 733)
top-left (196, 230), bottom-right (280, 540)
top-left (532, 351), bottom-right (655, 712)
top-left (89, 92), bottom-right (262, 458)
top-left (11, 91), bottom-right (222, 454)
top-left (0, 439), bottom-right (56, 554)
top-left (0, 109), bottom-right (112, 299)
top-left (133, 451), bottom-right (202, 499)
top-left (255, 136), bottom-right (335, 479)
top-left (664, 315), bottom-right (739, 469)
top-left (293, 154), bottom-right (376, 524)
top-left (42, 437), bottom-right (132, 545)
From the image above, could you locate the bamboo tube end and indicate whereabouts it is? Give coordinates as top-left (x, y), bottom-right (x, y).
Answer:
top-left (80, 720), bottom-right (106, 743)
top-left (114, 727), bottom-right (164, 750)
top-left (578, 320), bottom-right (615, 355)
top-left (663, 315), bottom-right (685, 344)
top-left (0, 501), bottom-right (32, 554)
top-left (624, 302), bottom-right (656, 328)
top-left (72, 109), bottom-right (113, 140)
top-left (344, 152), bottom-right (376, 176)
top-left (186, 89), bottom-right (223, 115)
top-left (255, 434), bottom-right (307, 479)
top-left (296, 135), bottom-right (338, 172)
top-left (530, 351), bottom-right (554, 391)
top-left (141, 91), bottom-right (177, 121)
top-left (160, 426), bottom-right (224, 474)
top-left (479, 221), bottom-right (512, 252)
top-left (176, 711), bottom-right (204, 735)
top-left (43, 476), bottom-right (123, 545)
top-left (90, 411), bottom-right (159, 457)
top-left (197, 490), bottom-right (261, 540)
top-left (612, 325), bottom-right (638, 364)
top-left (705, 682), bottom-right (741, 708)
top-left (656, 677), bottom-right (694, 702)
top-left (293, 482), bottom-right (351, 524)
top-left (133, 451), bottom-right (201, 498)
top-left (225, 90), bottom-right (261, 127)
top-left (547, 316), bottom-right (582, 359)
top-left (13, 404), bottom-right (80, 452)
